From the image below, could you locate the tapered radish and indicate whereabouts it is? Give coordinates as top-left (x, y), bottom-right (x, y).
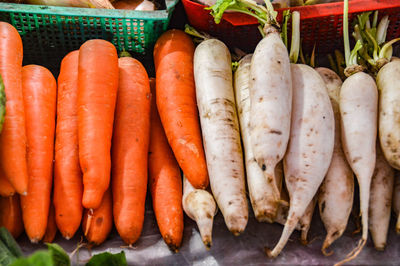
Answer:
top-left (194, 39), bottom-right (248, 235)
top-left (234, 54), bottom-right (283, 222)
top-left (267, 63), bottom-right (334, 258)
top-left (316, 67), bottom-right (354, 255)
top-left (393, 173), bottom-right (400, 233)
top-left (274, 184), bottom-right (300, 231)
top-left (182, 176), bottom-right (216, 249)
top-left (299, 197), bottom-right (316, 245)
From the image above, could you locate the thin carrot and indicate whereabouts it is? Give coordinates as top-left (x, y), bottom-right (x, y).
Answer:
top-left (82, 188), bottom-right (113, 246)
top-left (112, 56), bottom-right (151, 245)
top-left (0, 22), bottom-right (28, 195)
top-left (54, 50), bottom-right (83, 240)
top-left (148, 78), bottom-right (183, 252)
top-left (20, 65), bottom-right (57, 243)
top-left (78, 39), bottom-right (119, 210)
top-left (153, 29), bottom-right (209, 189)
top-left (43, 202), bottom-right (57, 243)
top-left (0, 195), bottom-right (23, 239)
top-left (0, 167), bottom-right (15, 197)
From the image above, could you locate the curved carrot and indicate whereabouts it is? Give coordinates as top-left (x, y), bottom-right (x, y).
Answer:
top-left (0, 167), bottom-right (15, 197)
top-left (148, 78), bottom-right (183, 252)
top-left (54, 50), bottom-right (83, 240)
top-left (153, 29), bottom-right (209, 189)
top-left (43, 202), bottom-right (57, 243)
top-left (112, 56), bottom-right (151, 245)
top-left (0, 195), bottom-right (23, 238)
top-left (82, 188), bottom-right (112, 246)
top-left (78, 40), bottom-right (119, 210)
top-left (20, 65), bottom-right (57, 243)
top-left (0, 22), bottom-right (28, 195)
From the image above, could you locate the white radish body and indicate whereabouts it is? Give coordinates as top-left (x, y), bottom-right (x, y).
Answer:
top-left (316, 67), bottom-right (354, 255)
top-left (368, 144), bottom-right (394, 251)
top-left (234, 54), bottom-right (282, 222)
top-left (340, 71), bottom-right (377, 253)
top-left (268, 64), bottom-right (334, 257)
top-left (299, 197), bottom-right (316, 245)
top-left (182, 176), bottom-right (216, 248)
top-left (393, 173), bottom-right (400, 233)
top-left (194, 39), bottom-right (248, 235)
top-left (377, 61), bottom-right (400, 170)
top-left (249, 29), bottom-right (292, 221)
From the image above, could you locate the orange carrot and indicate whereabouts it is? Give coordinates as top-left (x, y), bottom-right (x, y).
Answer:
top-left (148, 78), bottom-right (183, 252)
top-left (20, 65), bottom-right (57, 243)
top-left (82, 188), bottom-right (113, 246)
top-left (54, 50), bottom-right (83, 240)
top-left (154, 29), bottom-right (209, 190)
top-left (78, 40), bottom-right (119, 210)
top-left (0, 167), bottom-right (15, 197)
top-left (0, 22), bottom-right (28, 195)
top-left (0, 195), bottom-right (23, 238)
top-left (112, 56), bottom-right (151, 245)
top-left (43, 202), bottom-right (57, 243)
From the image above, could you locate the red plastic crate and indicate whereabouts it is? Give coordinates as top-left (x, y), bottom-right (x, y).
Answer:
top-left (182, 0), bottom-right (400, 53)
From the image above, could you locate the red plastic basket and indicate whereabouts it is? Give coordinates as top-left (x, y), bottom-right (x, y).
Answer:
top-left (182, 0), bottom-right (400, 54)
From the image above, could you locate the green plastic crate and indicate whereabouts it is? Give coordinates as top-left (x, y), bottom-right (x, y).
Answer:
top-left (0, 1), bottom-right (178, 72)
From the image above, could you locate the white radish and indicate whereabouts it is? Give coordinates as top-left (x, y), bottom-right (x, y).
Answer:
top-left (393, 172), bottom-right (400, 233)
top-left (267, 64), bottom-right (334, 257)
top-left (182, 176), bottom-right (217, 249)
top-left (274, 184), bottom-right (300, 231)
top-left (299, 197), bottom-right (316, 245)
top-left (377, 61), bottom-right (400, 170)
top-left (339, 71), bottom-right (378, 260)
top-left (368, 144), bottom-right (394, 251)
top-left (316, 67), bottom-right (354, 255)
top-left (234, 54), bottom-right (283, 222)
top-left (249, 27), bottom-right (292, 222)
top-left (194, 39), bottom-right (248, 235)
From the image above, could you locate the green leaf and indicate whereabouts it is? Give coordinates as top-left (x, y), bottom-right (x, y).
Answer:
top-left (86, 251), bottom-right (127, 266)
top-left (357, 12), bottom-right (372, 31)
top-left (0, 228), bottom-right (23, 258)
top-left (11, 251), bottom-right (54, 266)
top-left (46, 243), bottom-right (70, 266)
top-left (0, 239), bottom-right (17, 266)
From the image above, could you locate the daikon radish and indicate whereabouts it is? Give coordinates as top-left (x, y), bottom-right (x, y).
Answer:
top-left (316, 67), bottom-right (354, 256)
top-left (194, 39), bottom-right (248, 235)
top-left (182, 176), bottom-right (216, 249)
top-left (299, 197), bottom-right (316, 245)
top-left (393, 172), bottom-right (400, 233)
top-left (274, 184), bottom-right (300, 231)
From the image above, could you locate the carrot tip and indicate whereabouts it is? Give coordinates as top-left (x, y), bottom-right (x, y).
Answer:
top-left (30, 238), bottom-right (40, 243)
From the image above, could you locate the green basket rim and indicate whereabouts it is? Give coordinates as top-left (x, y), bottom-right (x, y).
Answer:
top-left (0, 0), bottom-right (179, 20)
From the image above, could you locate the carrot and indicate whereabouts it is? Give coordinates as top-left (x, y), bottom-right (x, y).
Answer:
top-left (43, 202), bottom-right (57, 243)
top-left (148, 78), bottom-right (184, 252)
top-left (0, 22), bottom-right (29, 195)
top-left (20, 65), bottom-right (57, 243)
top-left (53, 50), bottom-right (83, 240)
top-left (78, 39), bottom-right (119, 210)
top-left (0, 168), bottom-right (15, 197)
top-left (0, 195), bottom-right (23, 239)
top-left (112, 56), bottom-right (151, 245)
top-left (82, 188), bottom-right (113, 246)
top-left (153, 29), bottom-right (209, 190)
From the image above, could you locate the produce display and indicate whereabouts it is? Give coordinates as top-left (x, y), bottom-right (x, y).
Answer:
top-left (0, 0), bottom-right (399, 264)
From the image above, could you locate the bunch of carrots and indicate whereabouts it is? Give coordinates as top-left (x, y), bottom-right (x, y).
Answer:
top-left (0, 21), bottom-right (211, 251)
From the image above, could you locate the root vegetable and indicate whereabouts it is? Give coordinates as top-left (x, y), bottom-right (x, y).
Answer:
top-left (393, 172), bottom-right (400, 233)
top-left (299, 197), bottom-right (316, 245)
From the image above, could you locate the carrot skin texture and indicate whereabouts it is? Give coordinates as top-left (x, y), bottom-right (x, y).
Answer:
top-left (21, 65), bottom-right (57, 243)
top-left (112, 57), bottom-right (151, 245)
top-left (0, 22), bottom-right (28, 195)
top-left (154, 29), bottom-right (209, 189)
top-left (82, 188), bottom-right (113, 246)
top-left (0, 168), bottom-right (15, 197)
top-left (54, 50), bottom-right (83, 240)
top-left (148, 78), bottom-right (184, 252)
top-left (43, 202), bottom-right (57, 243)
top-left (78, 40), bottom-right (119, 209)
top-left (0, 195), bottom-right (23, 238)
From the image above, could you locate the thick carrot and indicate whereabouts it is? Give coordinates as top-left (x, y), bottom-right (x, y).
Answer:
top-left (0, 167), bottom-right (15, 197)
top-left (148, 78), bottom-right (183, 252)
top-left (0, 22), bottom-right (28, 195)
top-left (78, 39), bottom-right (119, 210)
top-left (54, 50), bottom-right (83, 240)
top-left (153, 29), bottom-right (209, 189)
top-left (0, 195), bottom-right (23, 238)
top-left (112, 56), bottom-right (151, 245)
top-left (43, 202), bottom-right (57, 243)
top-left (20, 65), bottom-right (57, 243)
top-left (82, 188), bottom-right (113, 246)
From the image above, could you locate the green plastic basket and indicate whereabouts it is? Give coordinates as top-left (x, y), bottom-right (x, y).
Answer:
top-left (0, 1), bottom-right (178, 72)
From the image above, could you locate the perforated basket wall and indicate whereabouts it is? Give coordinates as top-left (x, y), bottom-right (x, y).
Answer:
top-left (182, 0), bottom-right (400, 54)
top-left (0, 1), bottom-right (178, 72)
